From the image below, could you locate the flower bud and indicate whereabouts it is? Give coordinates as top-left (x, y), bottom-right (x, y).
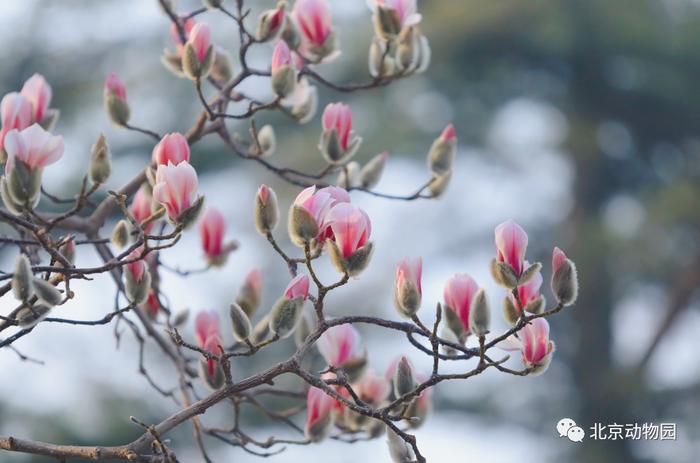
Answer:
top-left (373, 6), bottom-right (402, 40)
top-left (360, 152), bottom-right (388, 189)
top-left (319, 103), bottom-right (362, 165)
top-left (182, 23), bottom-right (214, 80)
top-left (229, 303), bottom-right (252, 342)
top-left (12, 254), bottom-right (33, 302)
top-left (328, 240), bottom-right (374, 278)
top-left (393, 356), bottom-right (415, 398)
top-left (427, 124), bottom-right (456, 177)
top-left (369, 37), bottom-right (395, 78)
top-left (124, 251), bottom-right (151, 305)
top-left (31, 277), bottom-right (63, 306)
top-left (7, 158), bottom-right (42, 210)
top-left (89, 133), bottom-right (112, 184)
top-left (172, 308), bottom-right (190, 327)
top-left (252, 313), bottom-right (272, 344)
top-left (336, 161), bottom-right (360, 189)
top-left (257, 1), bottom-right (287, 42)
top-left (291, 83), bottom-right (318, 124)
top-left (386, 426), bottom-right (415, 463)
top-left (111, 220), bottom-right (130, 249)
top-left (103, 73), bottom-right (130, 126)
top-left (442, 302), bottom-right (465, 342)
top-left (427, 172), bottom-right (451, 198)
top-left (502, 296), bottom-right (519, 326)
top-left (210, 47), bottom-right (234, 83)
top-left (269, 296), bottom-right (303, 339)
top-left (58, 236), bottom-right (76, 265)
top-left (551, 247), bottom-right (578, 306)
top-left (271, 41), bottom-right (297, 98)
top-left (199, 359), bottom-right (225, 390)
top-left (288, 204), bottom-right (319, 245)
top-left (394, 257), bottom-right (422, 318)
top-left (306, 386), bottom-right (334, 442)
top-left (294, 311), bottom-right (312, 348)
top-left (16, 304), bottom-right (51, 328)
top-left (468, 288), bottom-right (490, 337)
top-left (490, 258), bottom-right (518, 289)
top-left (236, 268), bottom-right (262, 318)
top-left (254, 184), bottom-right (279, 235)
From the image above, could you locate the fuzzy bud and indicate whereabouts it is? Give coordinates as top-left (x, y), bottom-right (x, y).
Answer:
top-left (236, 268), bottom-right (262, 318)
top-left (182, 24), bottom-right (214, 80)
top-left (199, 359), bottom-right (225, 390)
top-left (124, 253), bottom-right (151, 306)
top-left (288, 204), bottom-right (319, 245)
top-left (369, 37), bottom-right (395, 78)
top-left (229, 303), bottom-right (252, 342)
top-left (393, 356), bottom-right (415, 398)
top-left (12, 254), bottom-right (33, 302)
top-left (89, 133), bottom-right (112, 184)
top-left (271, 41), bottom-right (297, 98)
top-left (469, 289), bottom-right (490, 337)
top-left (427, 172), bottom-right (451, 198)
top-left (203, 0), bottom-right (223, 9)
top-left (396, 26), bottom-right (418, 71)
top-left (386, 426), bottom-right (415, 463)
top-left (31, 277), bottom-right (63, 306)
top-left (394, 257), bottom-right (422, 319)
top-left (442, 302), bottom-right (466, 342)
top-left (1, 177), bottom-right (23, 214)
top-left (490, 258), bottom-right (518, 289)
top-left (360, 152), bottom-right (388, 189)
top-left (111, 220), bottom-right (130, 249)
top-left (551, 247), bottom-right (579, 306)
top-left (252, 314), bottom-right (272, 344)
top-left (373, 6), bottom-right (402, 40)
top-left (327, 240), bottom-right (374, 278)
top-left (16, 304), bottom-right (51, 328)
top-left (255, 125), bottom-right (276, 157)
top-left (257, 1), bottom-right (287, 42)
top-left (103, 73), bottom-right (130, 126)
top-left (254, 184), bottom-right (279, 235)
top-left (336, 161), bottom-right (360, 189)
top-left (427, 124), bottom-right (457, 177)
top-left (502, 296), bottom-right (519, 326)
top-left (6, 159), bottom-right (42, 210)
top-left (172, 308), bottom-right (190, 327)
top-left (519, 262), bottom-right (542, 285)
top-left (269, 296), bottom-right (304, 339)
top-left (211, 47), bottom-right (234, 83)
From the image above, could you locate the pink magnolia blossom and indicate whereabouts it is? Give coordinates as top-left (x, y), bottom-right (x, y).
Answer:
top-left (195, 310), bottom-right (223, 377)
top-left (293, 0), bottom-right (333, 48)
top-left (125, 249), bottom-right (147, 283)
top-left (316, 324), bottom-right (362, 367)
top-left (104, 73), bottom-right (127, 102)
top-left (440, 123), bottom-right (456, 143)
top-left (20, 74), bottom-right (52, 123)
top-left (152, 161), bottom-right (198, 222)
top-left (171, 17), bottom-right (197, 56)
top-left (152, 132), bottom-right (190, 166)
top-left (293, 185), bottom-right (350, 239)
top-left (552, 246), bottom-right (567, 274)
top-left (198, 207), bottom-right (226, 261)
top-left (284, 273), bottom-right (310, 300)
top-left (187, 23), bottom-right (211, 63)
top-left (354, 369), bottom-right (390, 406)
top-left (131, 185), bottom-right (154, 233)
top-left (510, 263), bottom-right (543, 310)
top-left (0, 92), bottom-right (32, 151)
top-left (271, 40), bottom-right (294, 74)
top-left (367, 0), bottom-right (422, 27)
top-left (499, 317), bottom-right (554, 368)
top-left (305, 386), bottom-right (334, 436)
top-left (494, 219), bottom-right (529, 277)
top-left (326, 203), bottom-right (371, 258)
top-left (322, 103), bottom-right (352, 151)
top-left (396, 257), bottom-right (422, 298)
top-left (4, 124), bottom-right (64, 174)
top-left (443, 273), bottom-right (479, 332)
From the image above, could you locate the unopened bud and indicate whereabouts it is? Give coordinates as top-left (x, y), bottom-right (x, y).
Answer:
top-left (288, 204), bottom-right (319, 246)
top-left (519, 262), bottom-right (542, 285)
top-left (255, 125), bottom-right (276, 157)
top-left (125, 268), bottom-right (151, 305)
top-left (257, 1), bottom-right (287, 42)
top-left (89, 133), bottom-right (112, 184)
top-left (427, 172), bottom-right (451, 198)
top-left (104, 95), bottom-right (130, 127)
top-left (7, 161), bottom-right (42, 209)
top-left (373, 7), bottom-right (402, 40)
top-left (111, 220), bottom-right (130, 249)
top-left (525, 295), bottom-right (546, 314)
top-left (236, 269), bottom-right (262, 318)
top-left (211, 47), bottom-right (234, 83)
top-left (182, 43), bottom-right (214, 81)
top-left (254, 185), bottom-right (279, 235)
top-left (469, 289), bottom-right (490, 337)
top-left (200, 359), bottom-right (225, 390)
top-left (414, 34), bottom-right (431, 74)
top-left (16, 304), bottom-right (51, 328)
top-left (427, 124), bottom-right (457, 177)
top-left (31, 277), bottom-right (63, 306)
top-left (271, 65), bottom-right (296, 98)
top-left (252, 313), bottom-right (272, 344)
top-left (490, 258), bottom-right (518, 289)
top-left (172, 308), bottom-right (190, 327)
top-left (552, 258), bottom-right (578, 306)
top-left (393, 356), bottom-right (415, 398)
top-left (336, 162), bottom-right (360, 189)
top-left (161, 50), bottom-right (185, 78)
top-left (269, 296), bottom-right (303, 339)
top-left (281, 13), bottom-right (301, 50)
top-left (360, 152), bottom-right (388, 189)
top-left (502, 296), bottom-right (519, 326)
top-left (229, 303), bottom-right (252, 342)
top-left (386, 426), bottom-right (415, 463)
top-left (12, 255), bottom-right (33, 302)
top-left (319, 129), bottom-right (362, 165)
top-left (176, 195), bottom-right (205, 230)
top-left (327, 240), bottom-right (374, 277)
top-left (442, 302), bottom-right (466, 342)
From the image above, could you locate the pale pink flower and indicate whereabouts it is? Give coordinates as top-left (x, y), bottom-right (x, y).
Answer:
top-left (131, 185), bottom-right (154, 233)
top-left (284, 273), bottom-right (310, 300)
top-left (325, 203), bottom-right (371, 258)
top-left (494, 219), bottom-right (529, 277)
top-left (396, 257), bottom-right (422, 298)
top-left (499, 317), bottom-right (554, 368)
top-left (152, 132), bottom-right (190, 166)
top-left (293, 0), bottom-right (333, 48)
top-left (152, 161), bottom-right (198, 222)
top-left (293, 185), bottom-right (350, 239)
top-left (443, 273), bottom-right (479, 332)
top-left (104, 73), bottom-right (128, 102)
top-left (0, 92), bottom-right (32, 151)
top-left (322, 103), bottom-right (352, 151)
top-left (187, 23), bottom-right (211, 63)
top-left (510, 263), bottom-right (543, 310)
top-left (199, 207), bottom-right (226, 260)
top-left (195, 310), bottom-right (223, 377)
top-left (4, 124), bottom-right (64, 174)
top-left (271, 40), bottom-right (294, 74)
top-left (367, 0), bottom-right (422, 27)
top-left (305, 386), bottom-right (334, 435)
top-left (317, 324), bottom-right (362, 367)
top-left (20, 74), bottom-right (52, 123)
top-left (353, 369), bottom-right (390, 406)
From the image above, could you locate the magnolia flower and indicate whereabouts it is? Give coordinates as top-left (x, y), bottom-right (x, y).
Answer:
top-left (124, 248), bottom-right (151, 305)
top-left (316, 324), bottom-right (363, 367)
top-left (271, 40), bottom-right (294, 74)
top-left (292, 0), bottom-right (336, 61)
top-left (319, 103), bottom-right (361, 164)
top-left (104, 73), bottom-right (127, 101)
top-left (394, 257), bottom-right (422, 318)
top-left (257, 1), bottom-right (287, 42)
top-left (495, 219), bottom-right (529, 277)
top-left (182, 23), bottom-right (213, 80)
top-left (0, 93), bottom-right (32, 151)
top-left (354, 369), bottom-right (390, 407)
top-left (103, 73), bottom-right (130, 126)
top-left (130, 185), bottom-right (155, 233)
top-left (152, 132), bottom-right (190, 166)
top-left (325, 203), bottom-right (374, 276)
top-left (195, 310), bottom-right (224, 387)
top-left (170, 17), bottom-right (197, 56)
top-left (20, 74), bottom-right (52, 123)
top-left (144, 290), bottom-right (161, 319)
top-left (152, 161), bottom-right (199, 223)
top-left (510, 264), bottom-right (543, 311)
top-left (271, 40), bottom-right (297, 98)
top-left (288, 185), bottom-right (350, 245)
top-left (270, 273), bottom-right (310, 339)
top-left (199, 207), bottom-right (236, 266)
top-left (284, 273), bottom-right (310, 300)
top-left (306, 386), bottom-right (334, 442)
top-left (4, 124), bottom-right (64, 173)
top-left (125, 249), bottom-right (147, 283)
top-left (499, 317), bottom-right (555, 375)
top-left (443, 273), bottom-right (479, 335)
top-left (551, 246), bottom-right (578, 306)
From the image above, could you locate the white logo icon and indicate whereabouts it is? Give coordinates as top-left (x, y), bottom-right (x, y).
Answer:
top-left (557, 418), bottom-right (585, 443)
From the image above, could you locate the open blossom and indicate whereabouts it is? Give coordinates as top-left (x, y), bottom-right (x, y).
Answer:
top-left (293, 0), bottom-right (333, 49)
top-left (394, 257), bottom-right (422, 318)
top-left (443, 273), bottom-right (479, 333)
top-left (198, 207), bottom-right (227, 262)
top-left (4, 124), bottom-right (64, 173)
top-left (20, 74), bottom-right (52, 123)
top-left (152, 132), bottom-right (190, 166)
top-left (195, 310), bottom-right (223, 379)
top-left (284, 273), bottom-right (310, 300)
top-left (322, 103), bottom-right (352, 151)
top-left (0, 93), bottom-right (32, 151)
top-left (152, 161), bottom-right (198, 222)
top-left (326, 203), bottom-right (371, 258)
top-left (317, 324), bottom-right (363, 367)
top-left (499, 317), bottom-right (555, 373)
top-left (291, 185), bottom-right (350, 240)
top-left (495, 219), bottom-right (529, 277)
top-left (130, 185), bottom-right (154, 233)
top-left (306, 386), bottom-right (334, 441)
top-left (367, 0), bottom-right (422, 27)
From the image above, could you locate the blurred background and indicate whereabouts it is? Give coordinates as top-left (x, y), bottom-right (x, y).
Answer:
top-left (1, 0), bottom-right (699, 462)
